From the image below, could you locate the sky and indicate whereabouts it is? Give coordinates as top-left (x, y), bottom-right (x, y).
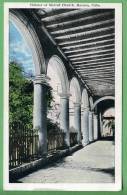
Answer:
top-left (9, 20), bottom-right (35, 76)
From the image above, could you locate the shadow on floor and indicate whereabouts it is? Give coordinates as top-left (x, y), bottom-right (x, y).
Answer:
top-left (53, 160), bottom-right (115, 177)
top-left (14, 162), bottom-right (115, 183)
top-left (99, 136), bottom-right (115, 141)
top-left (10, 146), bottom-right (83, 183)
top-left (87, 167), bottom-right (115, 177)
top-left (10, 179), bottom-right (23, 183)
top-left (99, 136), bottom-right (115, 145)
top-left (11, 141), bottom-right (115, 183)
top-left (38, 157), bottom-right (115, 178)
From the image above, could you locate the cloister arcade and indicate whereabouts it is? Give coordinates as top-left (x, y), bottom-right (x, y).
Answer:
top-left (9, 8), bottom-right (115, 181)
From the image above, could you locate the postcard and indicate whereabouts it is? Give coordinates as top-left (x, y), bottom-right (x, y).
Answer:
top-left (4, 2), bottom-right (122, 191)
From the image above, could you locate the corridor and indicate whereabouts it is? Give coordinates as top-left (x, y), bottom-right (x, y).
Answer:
top-left (17, 140), bottom-right (115, 183)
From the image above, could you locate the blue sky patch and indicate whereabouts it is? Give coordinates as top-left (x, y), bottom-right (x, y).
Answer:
top-left (9, 21), bottom-right (35, 77)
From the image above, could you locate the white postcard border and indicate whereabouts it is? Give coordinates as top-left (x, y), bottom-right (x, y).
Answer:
top-left (4, 2), bottom-right (122, 191)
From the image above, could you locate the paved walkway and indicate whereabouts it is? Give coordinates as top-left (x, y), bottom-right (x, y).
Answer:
top-left (18, 140), bottom-right (115, 183)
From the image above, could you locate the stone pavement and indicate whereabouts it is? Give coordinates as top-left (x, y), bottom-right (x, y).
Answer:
top-left (18, 140), bottom-right (115, 183)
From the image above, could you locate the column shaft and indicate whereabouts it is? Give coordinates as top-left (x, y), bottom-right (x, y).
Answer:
top-left (82, 108), bottom-right (89, 146)
top-left (94, 114), bottom-right (98, 140)
top-left (99, 112), bottom-right (103, 137)
top-left (89, 111), bottom-right (94, 142)
top-left (74, 103), bottom-right (81, 144)
top-left (33, 76), bottom-right (48, 156)
top-left (60, 96), bottom-right (70, 147)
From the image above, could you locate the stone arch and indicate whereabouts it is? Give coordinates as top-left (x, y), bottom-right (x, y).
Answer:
top-left (69, 77), bottom-right (81, 131)
top-left (82, 89), bottom-right (89, 109)
top-left (89, 96), bottom-right (94, 110)
top-left (9, 10), bottom-right (46, 75)
top-left (69, 77), bottom-right (82, 142)
top-left (47, 55), bottom-right (69, 95)
top-left (92, 96), bottom-right (115, 111)
top-left (70, 77), bottom-right (81, 104)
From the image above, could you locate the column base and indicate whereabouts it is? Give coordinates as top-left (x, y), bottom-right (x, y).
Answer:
top-left (82, 141), bottom-right (89, 147)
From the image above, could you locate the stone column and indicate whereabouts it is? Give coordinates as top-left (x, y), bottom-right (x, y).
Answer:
top-left (33, 74), bottom-right (49, 156)
top-left (93, 114), bottom-right (98, 140)
top-left (89, 111), bottom-right (94, 142)
top-left (82, 107), bottom-right (89, 146)
top-left (74, 103), bottom-right (81, 144)
top-left (60, 94), bottom-right (70, 147)
top-left (99, 112), bottom-right (103, 137)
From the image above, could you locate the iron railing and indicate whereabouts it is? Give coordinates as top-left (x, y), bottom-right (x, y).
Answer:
top-left (9, 125), bottom-right (78, 169)
top-left (47, 132), bottom-right (66, 152)
top-left (9, 125), bottom-right (39, 169)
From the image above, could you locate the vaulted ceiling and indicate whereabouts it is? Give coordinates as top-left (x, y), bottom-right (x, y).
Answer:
top-left (29, 8), bottom-right (115, 97)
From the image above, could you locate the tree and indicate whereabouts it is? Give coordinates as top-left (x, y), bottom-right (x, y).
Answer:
top-left (103, 118), bottom-right (115, 137)
top-left (9, 61), bottom-right (33, 131)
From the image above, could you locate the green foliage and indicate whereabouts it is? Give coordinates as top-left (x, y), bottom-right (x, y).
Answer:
top-left (46, 88), bottom-right (54, 112)
top-left (47, 118), bottom-right (62, 134)
top-left (103, 119), bottom-right (115, 130)
top-left (9, 61), bottom-right (33, 130)
top-left (9, 61), bottom-right (56, 135)
top-left (103, 118), bottom-right (115, 137)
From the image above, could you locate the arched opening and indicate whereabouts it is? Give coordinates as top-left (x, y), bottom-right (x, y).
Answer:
top-left (47, 55), bottom-right (70, 149)
top-left (92, 96), bottom-right (115, 111)
top-left (47, 55), bottom-right (69, 125)
top-left (9, 12), bottom-right (45, 168)
top-left (102, 107), bottom-right (115, 138)
top-left (69, 77), bottom-right (81, 144)
top-left (9, 21), bottom-right (35, 76)
top-left (10, 11), bottom-right (46, 75)
top-left (9, 18), bottom-right (35, 128)
top-left (81, 89), bottom-right (89, 109)
top-left (94, 98), bottom-right (115, 140)
top-left (69, 77), bottom-right (81, 131)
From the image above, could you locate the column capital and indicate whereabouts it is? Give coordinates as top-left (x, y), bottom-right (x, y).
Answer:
top-left (90, 110), bottom-right (94, 114)
top-left (94, 113), bottom-right (98, 118)
top-left (59, 93), bottom-right (71, 99)
top-left (82, 106), bottom-right (89, 111)
top-left (74, 102), bottom-right (81, 107)
top-left (34, 74), bottom-right (50, 87)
